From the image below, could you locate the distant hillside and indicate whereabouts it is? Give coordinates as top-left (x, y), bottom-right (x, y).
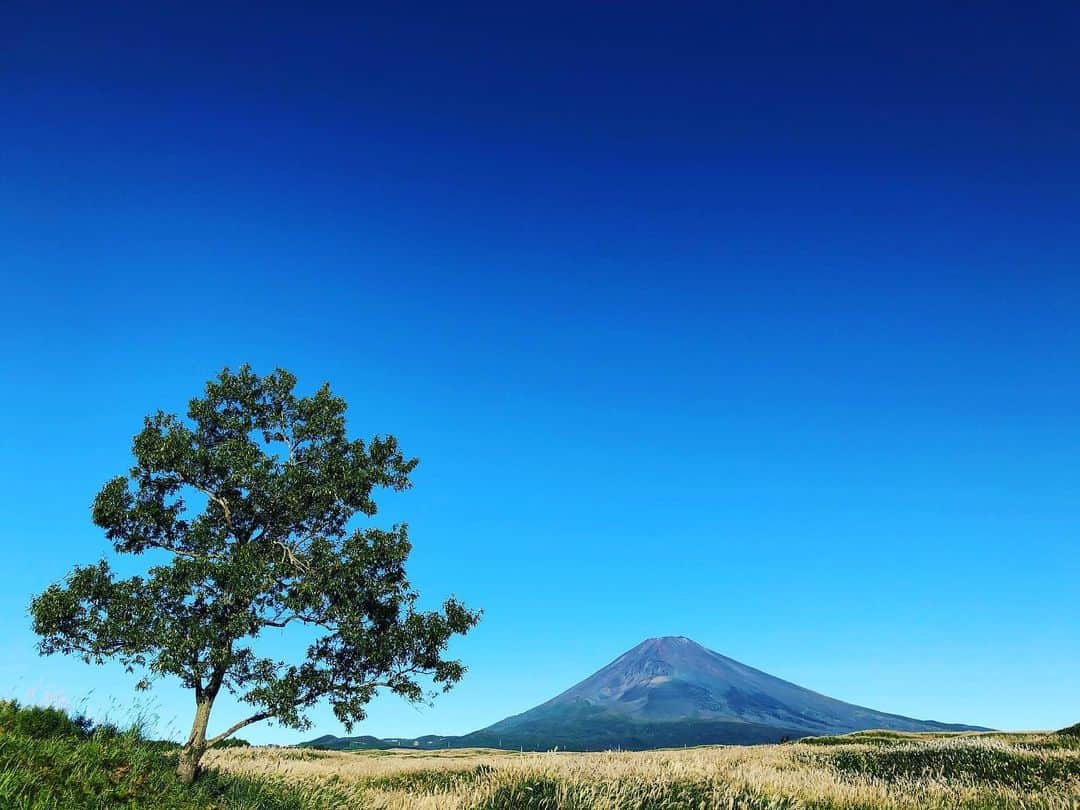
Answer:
top-left (304, 636), bottom-right (987, 751)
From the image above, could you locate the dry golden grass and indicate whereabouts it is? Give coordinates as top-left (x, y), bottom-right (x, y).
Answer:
top-left (204, 731), bottom-right (1080, 809)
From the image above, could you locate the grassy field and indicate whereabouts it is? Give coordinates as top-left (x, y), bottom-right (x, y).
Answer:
top-left (2, 698), bottom-right (1077, 809)
top-left (206, 730), bottom-right (1080, 809)
top-left (0, 700), bottom-right (326, 809)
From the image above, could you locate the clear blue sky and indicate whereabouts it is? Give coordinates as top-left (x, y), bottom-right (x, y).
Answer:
top-left (1, 2), bottom-right (1077, 742)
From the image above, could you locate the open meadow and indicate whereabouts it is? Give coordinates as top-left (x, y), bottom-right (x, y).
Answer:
top-left (204, 731), bottom-right (1080, 810)
top-left (2, 699), bottom-right (1078, 809)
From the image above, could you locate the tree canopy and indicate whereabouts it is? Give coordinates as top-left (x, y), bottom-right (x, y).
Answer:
top-left (30, 366), bottom-right (480, 781)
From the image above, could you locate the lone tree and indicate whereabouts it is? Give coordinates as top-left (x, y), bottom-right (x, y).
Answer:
top-left (30, 366), bottom-right (480, 783)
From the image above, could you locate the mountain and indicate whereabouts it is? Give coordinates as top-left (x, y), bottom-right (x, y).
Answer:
top-left (303, 636), bottom-right (986, 751)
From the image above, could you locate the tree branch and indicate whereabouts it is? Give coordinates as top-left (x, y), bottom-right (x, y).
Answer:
top-left (158, 544), bottom-right (228, 563)
top-left (174, 475), bottom-right (236, 537)
top-left (205, 711), bottom-right (273, 748)
top-left (274, 539), bottom-right (310, 572)
top-left (260, 612), bottom-right (324, 629)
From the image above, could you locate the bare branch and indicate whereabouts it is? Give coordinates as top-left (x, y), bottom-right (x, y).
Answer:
top-left (260, 612), bottom-right (325, 629)
top-left (157, 544), bottom-right (228, 563)
top-left (274, 539), bottom-right (310, 572)
top-left (174, 475), bottom-right (236, 537)
top-left (205, 711), bottom-right (273, 748)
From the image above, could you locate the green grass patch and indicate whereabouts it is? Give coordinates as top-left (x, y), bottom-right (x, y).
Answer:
top-left (364, 763), bottom-right (497, 792)
top-left (471, 775), bottom-right (816, 810)
top-left (800, 730), bottom-right (931, 747)
top-left (0, 701), bottom-right (336, 810)
top-left (823, 743), bottom-right (1080, 791)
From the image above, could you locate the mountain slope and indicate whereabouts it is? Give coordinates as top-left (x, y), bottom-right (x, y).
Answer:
top-left (491, 636), bottom-right (975, 736)
top-left (304, 636), bottom-right (986, 751)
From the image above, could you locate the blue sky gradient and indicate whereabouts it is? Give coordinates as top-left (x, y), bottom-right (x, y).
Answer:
top-left (1, 2), bottom-right (1078, 742)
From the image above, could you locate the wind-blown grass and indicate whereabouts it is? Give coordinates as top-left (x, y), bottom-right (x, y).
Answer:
top-left (207, 730), bottom-right (1080, 809)
top-left (4, 700), bottom-right (1078, 809)
top-left (0, 700), bottom-right (339, 809)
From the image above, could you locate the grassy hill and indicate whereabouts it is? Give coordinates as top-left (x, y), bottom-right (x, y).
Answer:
top-left (0, 700), bottom-right (328, 810)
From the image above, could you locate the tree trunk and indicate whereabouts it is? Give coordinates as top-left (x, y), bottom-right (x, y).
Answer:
top-left (177, 746), bottom-right (203, 785)
top-left (177, 696), bottom-right (214, 785)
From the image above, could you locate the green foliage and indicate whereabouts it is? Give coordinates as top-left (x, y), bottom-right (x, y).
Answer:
top-left (475, 776), bottom-right (570, 810)
top-left (800, 730), bottom-right (926, 746)
top-left (210, 737), bottom-right (251, 749)
top-left (1057, 722), bottom-right (1080, 737)
top-left (472, 776), bottom-right (789, 810)
top-left (0, 701), bottom-right (93, 740)
top-left (821, 738), bottom-right (1080, 791)
top-left (367, 764), bottom-right (495, 793)
top-left (0, 723), bottom-right (335, 809)
top-left (29, 365), bottom-right (480, 772)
